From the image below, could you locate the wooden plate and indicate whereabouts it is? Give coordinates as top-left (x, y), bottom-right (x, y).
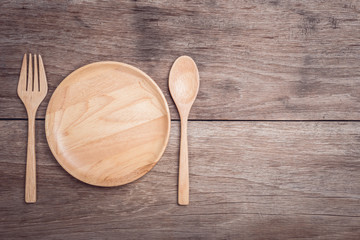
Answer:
top-left (45, 62), bottom-right (170, 187)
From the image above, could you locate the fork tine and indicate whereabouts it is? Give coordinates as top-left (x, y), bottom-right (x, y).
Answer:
top-left (28, 53), bottom-right (33, 91)
top-left (38, 55), bottom-right (48, 92)
top-left (33, 55), bottom-right (39, 92)
top-left (17, 54), bottom-right (27, 92)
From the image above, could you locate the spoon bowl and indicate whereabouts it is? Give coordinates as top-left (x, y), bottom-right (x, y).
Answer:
top-left (169, 56), bottom-right (200, 117)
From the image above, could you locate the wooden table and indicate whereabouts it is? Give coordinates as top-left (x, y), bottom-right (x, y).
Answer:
top-left (1, 1), bottom-right (359, 239)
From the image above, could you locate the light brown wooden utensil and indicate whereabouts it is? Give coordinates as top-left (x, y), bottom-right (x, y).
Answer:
top-left (17, 54), bottom-right (48, 203)
top-left (169, 56), bottom-right (200, 205)
top-left (45, 62), bottom-right (170, 187)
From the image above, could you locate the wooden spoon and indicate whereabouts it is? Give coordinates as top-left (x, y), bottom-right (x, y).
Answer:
top-left (169, 56), bottom-right (200, 205)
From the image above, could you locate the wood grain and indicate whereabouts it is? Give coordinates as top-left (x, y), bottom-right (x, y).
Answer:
top-left (0, 120), bottom-right (359, 239)
top-left (1, 0), bottom-right (360, 120)
top-left (1, 0), bottom-right (360, 239)
top-left (45, 61), bottom-right (170, 187)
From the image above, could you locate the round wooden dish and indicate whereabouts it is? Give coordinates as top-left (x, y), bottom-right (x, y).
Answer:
top-left (45, 62), bottom-right (171, 187)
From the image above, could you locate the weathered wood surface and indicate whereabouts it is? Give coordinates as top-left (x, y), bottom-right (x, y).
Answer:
top-left (1, 0), bottom-right (360, 239)
top-left (1, 0), bottom-right (360, 120)
top-left (0, 121), bottom-right (359, 239)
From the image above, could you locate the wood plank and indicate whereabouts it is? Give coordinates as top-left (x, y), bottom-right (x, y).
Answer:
top-left (1, 120), bottom-right (359, 239)
top-left (1, 0), bottom-right (360, 120)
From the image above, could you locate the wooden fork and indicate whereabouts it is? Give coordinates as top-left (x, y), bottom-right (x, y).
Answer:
top-left (17, 54), bottom-right (48, 203)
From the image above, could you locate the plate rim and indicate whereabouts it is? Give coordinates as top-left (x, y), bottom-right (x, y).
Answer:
top-left (45, 61), bottom-right (171, 187)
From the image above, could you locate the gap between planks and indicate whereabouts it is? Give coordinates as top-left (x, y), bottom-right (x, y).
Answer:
top-left (1, 118), bottom-right (360, 122)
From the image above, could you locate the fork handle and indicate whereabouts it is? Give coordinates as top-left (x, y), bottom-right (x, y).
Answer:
top-left (25, 111), bottom-right (36, 203)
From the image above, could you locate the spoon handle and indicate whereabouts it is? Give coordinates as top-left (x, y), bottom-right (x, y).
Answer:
top-left (178, 118), bottom-right (189, 205)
